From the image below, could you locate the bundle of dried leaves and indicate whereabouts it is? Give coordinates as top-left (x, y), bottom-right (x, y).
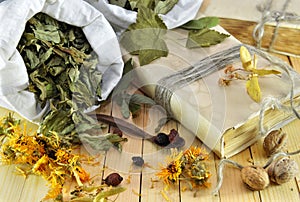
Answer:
top-left (17, 13), bottom-right (126, 150)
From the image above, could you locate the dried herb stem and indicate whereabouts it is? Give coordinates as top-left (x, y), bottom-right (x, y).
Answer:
top-left (94, 113), bottom-right (153, 140)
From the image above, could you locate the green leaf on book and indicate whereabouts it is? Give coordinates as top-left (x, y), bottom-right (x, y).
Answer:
top-left (120, 6), bottom-right (168, 65)
top-left (186, 29), bottom-right (230, 48)
top-left (154, 0), bottom-right (179, 14)
top-left (181, 17), bottom-right (219, 30)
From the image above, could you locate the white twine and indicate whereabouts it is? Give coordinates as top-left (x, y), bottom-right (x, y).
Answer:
top-left (263, 150), bottom-right (300, 169)
top-left (212, 158), bottom-right (243, 196)
top-left (253, 0), bottom-right (300, 56)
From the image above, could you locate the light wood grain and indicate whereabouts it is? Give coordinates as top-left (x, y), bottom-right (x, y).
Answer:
top-left (219, 18), bottom-right (300, 56)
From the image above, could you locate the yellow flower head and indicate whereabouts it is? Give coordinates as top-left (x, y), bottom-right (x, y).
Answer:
top-left (183, 146), bottom-right (209, 163)
top-left (157, 151), bottom-right (183, 185)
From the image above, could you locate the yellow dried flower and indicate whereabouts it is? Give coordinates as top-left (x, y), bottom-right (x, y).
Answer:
top-left (157, 146), bottom-right (211, 190)
top-left (0, 114), bottom-right (90, 200)
top-left (157, 151), bottom-right (183, 185)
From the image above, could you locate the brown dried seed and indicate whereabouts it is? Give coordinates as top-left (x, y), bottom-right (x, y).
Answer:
top-left (241, 166), bottom-right (270, 191)
top-left (104, 173), bottom-right (123, 186)
top-left (267, 157), bottom-right (299, 185)
top-left (263, 129), bottom-right (288, 157)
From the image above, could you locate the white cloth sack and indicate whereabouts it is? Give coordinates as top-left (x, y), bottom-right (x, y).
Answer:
top-left (0, 0), bottom-right (123, 122)
top-left (85, 0), bottom-right (203, 32)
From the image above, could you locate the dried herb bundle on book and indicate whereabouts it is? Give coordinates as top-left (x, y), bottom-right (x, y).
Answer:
top-left (120, 17), bottom-right (300, 158)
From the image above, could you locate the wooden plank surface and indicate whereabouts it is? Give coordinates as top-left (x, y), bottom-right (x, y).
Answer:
top-left (0, 19), bottom-right (300, 202)
top-left (219, 18), bottom-right (300, 57)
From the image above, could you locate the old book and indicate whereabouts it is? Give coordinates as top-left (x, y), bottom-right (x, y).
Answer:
top-left (122, 26), bottom-right (300, 158)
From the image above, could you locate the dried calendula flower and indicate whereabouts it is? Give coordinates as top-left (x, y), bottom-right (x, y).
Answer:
top-left (241, 166), bottom-right (270, 191)
top-left (267, 156), bottom-right (298, 185)
top-left (263, 129), bottom-right (288, 156)
top-left (157, 146), bottom-right (211, 189)
top-left (0, 114), bottom-right (90, 200)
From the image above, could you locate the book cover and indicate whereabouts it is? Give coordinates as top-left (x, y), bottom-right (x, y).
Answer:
top-left (122, 26), bottom-right (300, 158)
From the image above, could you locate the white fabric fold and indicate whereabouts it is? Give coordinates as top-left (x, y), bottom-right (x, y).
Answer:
top-left (85, 0), bottom-right (203, 32)
top-left (0, 0), bottom-right (123, 122)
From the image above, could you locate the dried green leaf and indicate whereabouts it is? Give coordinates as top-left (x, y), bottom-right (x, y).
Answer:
top-left (130, 94), bottom-right (156, 105)
top-left (154, 0), bottom-right (178, 14)
top-left (121, 99), bottom-right (131, 119)
top-left (186, 29), bottom-right (230, 48)
top-left (79, 133), bottom-right (127, 152)
top-left (113, 58), bottom-right (134, 97)
top-left (33, 28), bottom-right (61, 43)
top-left (109, 0), bottom-right (128, 7)
top-left (71, 197), bottom-right (93, 202)
top-left (93, 187), bottom-right (126, 202)
top-left (129, 0), bottom-right (153, 10)
top-left (123, 58), bottom-right (134, 75)
top-left (246, 76), bottom-right (261, 102)
top-left (138, 39), bottom-right (168, 65)
top-left (120, 6), bottom-right (168, 65)
top-left (181, 17), bottom-right (219, 30)
top-left (128, 102), bottom-right (141, 116)
top-left (25, 49), bottom-right (40, 69)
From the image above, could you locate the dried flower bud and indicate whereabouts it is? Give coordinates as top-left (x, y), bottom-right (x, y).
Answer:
top-left (241, 166), bottom-right (270, 191)
top-left (132, 156), bottom-right (144, 167)
top-left (168, 129), bottom-right (185, 148)
top-left (154, 133), bottom-right (170, 146)
top-left (168, 129), bottom-right (179, 142)
top-left (224, 64), bottom-right (235, 74)
top-left (113, 128), bottom-right (123, 137)
top-left (263, 129), bottom-right (288, 156)
top-left (267, 157), bottom-right (299, 185)
top-left (104, 173), bottom-right (123, 186)
top-left (218, 78), bottom-right (231, 86)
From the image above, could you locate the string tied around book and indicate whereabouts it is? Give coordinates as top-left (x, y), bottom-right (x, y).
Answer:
top-left (253, 0), bottom-right (300, 56)
top-left (154, 44), bottom-right (300, 135)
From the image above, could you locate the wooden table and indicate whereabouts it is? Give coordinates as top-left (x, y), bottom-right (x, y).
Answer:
top-left (0, 18), bottom-right (300, 202)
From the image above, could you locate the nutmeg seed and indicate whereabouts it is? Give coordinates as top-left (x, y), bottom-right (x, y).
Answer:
top-left (241, 166), bottom-right (270, 191)
top-left (267, 157), bottom-right (299, 185)
top-left (263, 129), bottom-right (288, 157)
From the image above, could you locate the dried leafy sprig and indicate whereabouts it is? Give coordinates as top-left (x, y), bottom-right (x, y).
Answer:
top-left (182, 17), bottom-right (230, 48)
top-left (0, 114), bottom-right (126, 201)
top-left (69, 186), bottom-right (126, 202)
top-left (113, 58), bottom-right (156, 118)
top-left (156, 146), bottom-right (211, 190)
top-left (219, 46), bottom-right (281, 102)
